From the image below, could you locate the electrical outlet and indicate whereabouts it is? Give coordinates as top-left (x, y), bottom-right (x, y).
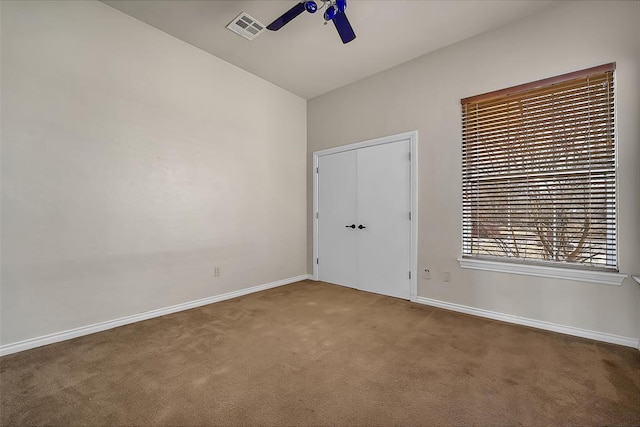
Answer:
top-left (214, 267), bottom-right (221, 277)
top-left (443, 272), bottom-right (451, 282)
top-left (423, 269), bottom-right (431, 279)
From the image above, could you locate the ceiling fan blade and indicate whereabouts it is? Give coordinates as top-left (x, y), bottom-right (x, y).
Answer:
top-left (332, 12), bottom-right (356, 44)
top-left (267, 2), bottom-right (306, 31)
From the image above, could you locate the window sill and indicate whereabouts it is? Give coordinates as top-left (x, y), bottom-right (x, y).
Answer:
top-left (458, 258), bottom-right (626, 286)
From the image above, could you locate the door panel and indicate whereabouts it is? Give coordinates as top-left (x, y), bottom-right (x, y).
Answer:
top-left (317, 139), bottom-right (411, 300)
top-left (317, 150), bottom-right (358, 288)
top-left (357, 140), bottom-right (411, 299)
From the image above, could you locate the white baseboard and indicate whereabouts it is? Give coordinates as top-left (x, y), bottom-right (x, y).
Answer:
top-left (414, 296), bottom-right (639, 349)
top-left (0, 274), bottom-right (313, 357)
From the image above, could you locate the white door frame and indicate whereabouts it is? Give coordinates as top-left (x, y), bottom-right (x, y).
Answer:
top-left (313, 130), bottom-right (418, 301)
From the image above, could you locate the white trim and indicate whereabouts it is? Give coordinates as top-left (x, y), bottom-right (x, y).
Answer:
top-left (0, 274), bottom-right (313, 357)
top-left (313, 131), bottom-right (417, 157)
top-left (313, 152), bottom-right (320, 281)
top-left (458, 257), bottom-right (626, 286)
top-left (415, 296), bottom-right (639, 349)
top-left (409, 133), bottom-right (418, 301)
top-left (312, 131), bottom-right (418, 300)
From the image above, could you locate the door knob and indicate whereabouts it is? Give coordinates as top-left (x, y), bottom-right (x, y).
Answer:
top-left (345, 224), bottom-right (356, 229)
top-left (358, 224), bottom-right (366, 229)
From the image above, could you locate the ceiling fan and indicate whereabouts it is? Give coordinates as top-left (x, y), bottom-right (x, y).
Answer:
top-left (266, 0), bottom-right (356, 44)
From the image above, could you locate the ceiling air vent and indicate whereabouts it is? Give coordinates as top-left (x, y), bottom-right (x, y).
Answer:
top-left (227, 12), bottom-right (265, 40)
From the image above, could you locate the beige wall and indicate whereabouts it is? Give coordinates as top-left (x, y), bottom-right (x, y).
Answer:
top-left (308, 1), bottom-right (640, 340)
top-left (1, 1), bottom-right (307, 345)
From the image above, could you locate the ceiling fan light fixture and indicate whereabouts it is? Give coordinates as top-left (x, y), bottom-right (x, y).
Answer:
top-left (304, 1), bottom-right (318, 13)
top-left (324, 5), bottom-right (337, 21)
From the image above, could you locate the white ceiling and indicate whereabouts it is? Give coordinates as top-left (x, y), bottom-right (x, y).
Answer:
top-left (102, 0), bottom-right (557, 99)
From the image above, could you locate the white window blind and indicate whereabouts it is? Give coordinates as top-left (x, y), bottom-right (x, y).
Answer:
top-left (461, 63), bottom-right (616, 270)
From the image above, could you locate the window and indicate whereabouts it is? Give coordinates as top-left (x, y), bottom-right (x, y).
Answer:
top-left (461, 64), bottom-right (617, 276)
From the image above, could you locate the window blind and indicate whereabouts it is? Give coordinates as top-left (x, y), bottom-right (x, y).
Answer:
top-left (461, 63), bottom-right (616, 270)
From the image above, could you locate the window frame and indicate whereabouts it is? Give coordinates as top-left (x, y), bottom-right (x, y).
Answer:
top-left (458, 64), bottom-right (625, 286)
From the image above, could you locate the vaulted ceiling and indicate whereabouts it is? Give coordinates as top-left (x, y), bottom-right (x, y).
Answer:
top-left (102, 1), bottom-right (557, 99)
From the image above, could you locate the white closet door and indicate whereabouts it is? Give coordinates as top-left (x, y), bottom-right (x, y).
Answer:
top-left (317, 139), bottom-right (411, 300)
top-left (357, 140), bottom-right (411, 299)
top-left (317, 149), bottom-right (358, 288)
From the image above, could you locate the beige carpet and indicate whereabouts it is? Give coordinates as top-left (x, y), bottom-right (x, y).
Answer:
top-left (1, 280), bottom-right (638, 426)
